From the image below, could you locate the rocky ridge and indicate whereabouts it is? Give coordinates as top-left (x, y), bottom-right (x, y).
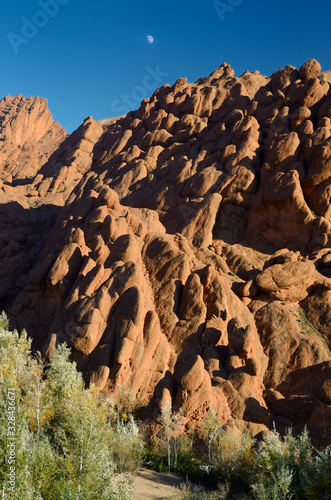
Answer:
top-left (1, 59), bottom-right (331, 445)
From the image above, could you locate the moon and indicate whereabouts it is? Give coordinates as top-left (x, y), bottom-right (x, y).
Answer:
top-left (147, 35), bottom-right (154, 44)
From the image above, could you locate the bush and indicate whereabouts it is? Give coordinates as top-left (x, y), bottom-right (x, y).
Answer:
top-left (252, 427), bottom-right (317, 500)
top-left (0, 313), bottom-right (142, 499)
top-left (160, 401), bottom-right (184, 469)
top-left (202, 410), bottom-right (255, 493)
top-left (147, 408), bottom-right (331, 499)
top-left (300, 445), bottom-right (331, 499)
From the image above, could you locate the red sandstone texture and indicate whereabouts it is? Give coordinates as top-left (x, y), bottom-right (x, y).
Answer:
top-left (1, 59), bottom-right (331, 445)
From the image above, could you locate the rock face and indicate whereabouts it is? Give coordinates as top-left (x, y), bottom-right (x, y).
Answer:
top-left (1, 59), bottom-right (331, 444)
top-left (0, 95), bottom-right (66, 183)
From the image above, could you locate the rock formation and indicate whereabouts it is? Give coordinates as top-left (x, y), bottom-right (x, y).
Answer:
top-left (1, 59), bottom-right (331, 445)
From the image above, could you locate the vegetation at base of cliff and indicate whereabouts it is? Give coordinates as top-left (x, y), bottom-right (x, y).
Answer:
top-left (0, 313), bottom-right (141, 500)
top-left (1, 313), bottom-right (331, 500)
top-left (145, 403), bottom-right (331, 499)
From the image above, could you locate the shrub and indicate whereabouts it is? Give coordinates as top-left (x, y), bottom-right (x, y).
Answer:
top-left (252, 427), bottom-right (314, 500)
top-left (159, 401), bottom-right (184, 469)
top-left (0, 313), bottom-right (142, 499)
top-left (113, 416), bottom-right (143, 472)
top-left (202, 410), bottom-right (255, 492)
top-left (300, 445), bottom-right (331, 499)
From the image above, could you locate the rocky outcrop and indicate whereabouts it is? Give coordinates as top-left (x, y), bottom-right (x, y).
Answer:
top-left (1, 58), bottom-right (331, 444)
top-left (0, 95), bottom-right (66, 183)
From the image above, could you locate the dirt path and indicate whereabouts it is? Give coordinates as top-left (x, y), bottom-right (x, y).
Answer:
top-left (133, 468), bottom-right (187, 500)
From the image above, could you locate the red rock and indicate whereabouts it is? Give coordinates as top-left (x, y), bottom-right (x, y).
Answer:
top-left (270, 65), bottom-right (299, 93)
top-left (304, 137), bottom-right (331, 219)
top-left (0, 95), bottom-right (66, 182)
top-left (299, 59), bottom-right (322, 79)
top-left (301, 287), bottom-right (331, 347)
top-left (255, 261), bottom-right (315, 301)
top-left (291, 106), bottom-right (311, 130)
top-left (181, 193), bottom-right (222, 248)
top-left (285, 80), bottom-right (305, 106)
top-left (296, 119), bottom-right (314, 137)
top-left (2, 59), bottom-right (331, 443)
top-left (254, 302), bottom-right (329, 389)
top-left (266, 389), bottom-right (315, 424)
top-left (302, 77), bottom-right (329, 108)
top-left (266, 132), bottom-right (300, 165)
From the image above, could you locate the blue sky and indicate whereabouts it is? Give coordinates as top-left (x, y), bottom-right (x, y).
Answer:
top-left (0, 0), bottom-right (330, 132)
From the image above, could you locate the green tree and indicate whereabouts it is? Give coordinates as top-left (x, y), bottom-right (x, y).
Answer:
top-left (160, 401), bottom-right (184, 469)
top-left (0, 313), bottom-right (141, 500)
top-left (202, 408), bottom-right (220, 464)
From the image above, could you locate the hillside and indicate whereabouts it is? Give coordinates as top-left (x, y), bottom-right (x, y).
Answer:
top-left (1, 58), bottom-right (331, 446)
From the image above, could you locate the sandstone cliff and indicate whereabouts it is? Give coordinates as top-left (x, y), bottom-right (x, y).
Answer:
top-left (1, 59), bottom-right (331, 445)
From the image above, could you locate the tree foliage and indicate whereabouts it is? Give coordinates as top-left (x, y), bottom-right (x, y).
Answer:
top-left (0, 313), bottom-right (142, 500)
